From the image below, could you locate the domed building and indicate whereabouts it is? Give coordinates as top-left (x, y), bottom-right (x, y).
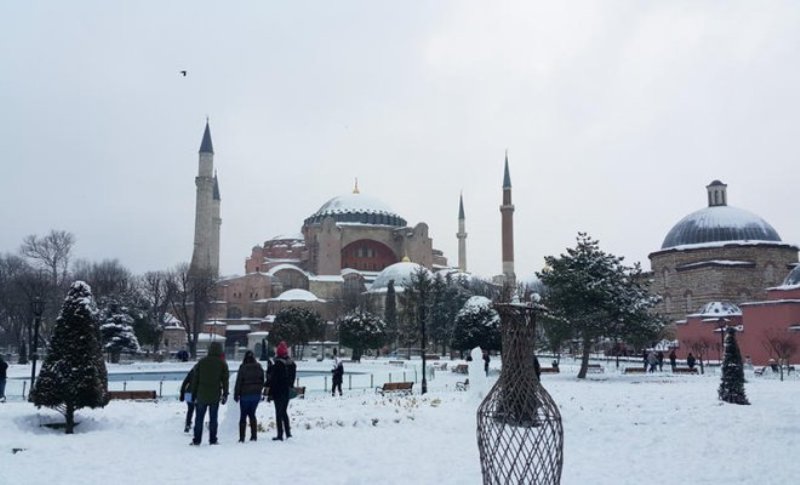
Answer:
top-left (649, 180), bottom-right (798, 323)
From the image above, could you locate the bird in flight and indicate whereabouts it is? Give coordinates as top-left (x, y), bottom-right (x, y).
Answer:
top-left (179, 70), bottom-right (187, 77)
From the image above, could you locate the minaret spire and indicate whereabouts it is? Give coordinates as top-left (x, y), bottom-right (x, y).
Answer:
top-left (457, 192), bottom-right (468, 272)
top-left (191, 119), bottom-right (219, 278)
top-left (353, 177), bottom-right (360, 194)
top-left (500, 150), bottom-right (515, 284)
top-left (200, 119), bottom-right (214, 154)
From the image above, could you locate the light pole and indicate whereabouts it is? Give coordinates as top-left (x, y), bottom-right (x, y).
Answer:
top-left (30, 296), bottom-right (44, 389)
top-left (717, 317), bottom-right (728, 363)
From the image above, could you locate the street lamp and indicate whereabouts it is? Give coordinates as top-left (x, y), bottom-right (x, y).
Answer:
top-left (30, 296), bottom-right (45, 389)
top-left (716, 317), bottom-right (728, 363)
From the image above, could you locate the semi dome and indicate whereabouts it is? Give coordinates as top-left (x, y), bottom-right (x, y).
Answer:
top-left (661, 205), bottom-right (782, 249)
top-left (782, 265), bottom-right (800, 287)
top-left (304, 193), bottom-right (407, 227)
top-left (369, 261), bottom-right (430, 291)
top-left (270, 289), bottom-right (322, 302)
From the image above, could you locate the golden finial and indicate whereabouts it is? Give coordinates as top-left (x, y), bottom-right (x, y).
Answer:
top-left (353, 177), bottom-right (360, 194)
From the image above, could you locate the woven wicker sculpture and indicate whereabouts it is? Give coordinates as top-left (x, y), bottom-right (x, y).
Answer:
top-left (477, 301), bottom-right (563, 485)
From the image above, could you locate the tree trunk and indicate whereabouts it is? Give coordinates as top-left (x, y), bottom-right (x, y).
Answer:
top-left (699, 356), bottom-right (705, 375)
top-left (577, 338), bottom-right (591, 379)
top-left (65, 403), bottom-right (75, 434)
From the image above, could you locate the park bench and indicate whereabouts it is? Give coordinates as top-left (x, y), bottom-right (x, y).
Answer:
top-left (452, 364), bottom-right (469, 374)
top-left (587, 364), bottom-right (604, 374)
top-left (539, 367), bottom-right (559, 374)
top-left (292, 386), bottom-right (306, 399)
top-left (108, 390), bottom-right (157, 401)
top-left (456, 379), bottom-right (469, 391)
top-left (755, 365), bottom-right (794, 376)
top-left (376, 382), bottom-right (414, 396)
top-left (624, 367), bottom-right (646, 374)
top-left (388, 360), bottom-right (406, 366)
top-left (673, 367), bottom-right (698, 375)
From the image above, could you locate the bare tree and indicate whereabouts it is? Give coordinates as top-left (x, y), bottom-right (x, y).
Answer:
top-left (0, 254), bottom-right (35, 349)
top-left (761, 329), bottom-right (798, 381)
top-left (19, 230), bottom-right (75, 287)
top-left (137, 271), bottom-right (175, 352)
top-left (689, 338), bottom-right (711, 375)
top-left (165, 263), bottom-right (216, 359)
top-left (72, 259), bottom-right (133, 301)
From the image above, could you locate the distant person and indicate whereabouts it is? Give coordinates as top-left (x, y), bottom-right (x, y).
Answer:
top-left (744, 355), bottom-right (753, 370)
top-left (533, 355), bottom-right (541, 381)
top-left (267, 341), bottom-right (296, 441)
top-left (668, 350), bottom-right (677, 371)
top-left (656, 351), bottom-right (664, 372)
top-left (642, 350), bottom-right (648, 370)
top-left (647, 351), bottom-right (658, 373)
top-left (179, 367), bottom-right (196, 432)
top-left (769, 358), bottom-right (779, 373)
top-left (687, 353), bottom-right (696, 370)
top-left (551, 360), bottom-right (559, 372)
top-left (178, 349), bottom-right (189, 362)
top-left (331, 357), bottom-right (344, 397)
top-left (483, 351), bottom-right (490, 376)
top-left (0, 354), bottom-right (8, 402)
top-left (190, 342), bottom-right (229, 446)
top-left (234, 350), bottom-right (265, 443)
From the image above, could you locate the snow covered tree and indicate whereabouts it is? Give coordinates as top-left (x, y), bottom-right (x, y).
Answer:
top-left (268, 307), bottom-right (323, 359)
top-left (384, 279), bottom-right (398, 346)
top-left (718, 327), bottom-right (749, 405)
top-left (30, 281), bottom-right (108, 433)
top-left (399, 268), bottom-right (433, 358)
top-left (99, 303), bottom-right (140, 363)
top-left (337, 311), bottom-right (387, 361)
top-left (451, 296), bottom-right (501, 352)
top-left (538, 233), bottom-right (664, 378)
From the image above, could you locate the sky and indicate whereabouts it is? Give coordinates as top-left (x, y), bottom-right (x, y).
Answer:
top-left (2, 0), bottom-right (799, 281)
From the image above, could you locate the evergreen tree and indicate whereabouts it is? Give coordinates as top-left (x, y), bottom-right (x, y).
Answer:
top-left (337, 311), bottom-right (387, 361)
top-left (268, 307), bottom-right (323, 359)
top-left (718, 327), bottom-right (749, 405)
top-left (451, 296), bottom-right (501, 351)
top-left (99, 303), bottom-right (141, 363)
top-left (399, 268), bottom-right (432, 358)
top-left (30, 281), bottom-right (108, 434)
top-left (18, 340), bottom-right (28, 365)
top-left (384, 280), bottom-right (398, 347)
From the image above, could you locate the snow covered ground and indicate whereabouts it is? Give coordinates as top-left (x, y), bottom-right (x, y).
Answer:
top-left (1, 359), bottom-right (798, 484)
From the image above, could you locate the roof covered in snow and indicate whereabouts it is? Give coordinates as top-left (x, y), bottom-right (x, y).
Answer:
top-left (369, 261), bottom-right (430, 292)
top-left (270, 288), bottom-right (324, 302)
top-left (661, 205), bottom-right (782, 249)
top-left (781, 265), bottom-right (800, 288)
top-left (304, 193), bottom-right (407, 227)
top-left (690, 301), bottom-right (742, 317)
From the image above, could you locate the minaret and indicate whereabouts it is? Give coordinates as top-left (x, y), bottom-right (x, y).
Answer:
top-left (500, 150), bottom-right (515, 284)
top-left (211, 172), bottom-right (222, 278)
top-left (457, 192), bottom-right (467, 272)
top-left (190, 120), bottom-right (215, 276)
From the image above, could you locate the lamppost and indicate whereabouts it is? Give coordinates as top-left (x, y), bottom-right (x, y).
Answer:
top-left (30, 296), bottom-right (44, 388)
top-left (421, 310), bottom-right (428, 395)
top-left (717, 317), bottom-right (728, 363)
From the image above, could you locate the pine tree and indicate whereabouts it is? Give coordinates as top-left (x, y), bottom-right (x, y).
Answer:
top-left (99, 304), bottom-right (141, 363)
top-left (384, 279), bottom-right (398, 347)
top-left (268, 307), bottom-right (323, 359)
top-left (451, 296), bottom-right (501, 351)
top-left (718, 327), bottom-right (749, 405)
top-left (338, 311), bottom-right (387, 361)
top-left (30, 281), bottom-right (108, 433)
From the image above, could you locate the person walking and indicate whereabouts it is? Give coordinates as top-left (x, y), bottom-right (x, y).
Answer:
top-left (647, 350), bottom-right (658, 373)
top-left (668, 349), bottom-right (677, 371)
top-left (687, 352), bottom-right (696, 370)
top-left (533, 354), bottom-right (541, 381)
top-left (267, 341), bottom-right (296, 441)
top-left (642, 349), bottom-right (648, 370)
top-left (0, 354), bottom-right (8, 403)
top-left (331, 357), bottom-right (344, 397)
top-left (179, 367), bottom-right (196, 432)
top-left (234, 350), bottom-right (264, 443)
top-left (483, 351), bottom-right (490, 376)
top-left (656, 351), bottom-right (664, 372)
top-left (190, 342), bottom-right (229, 446)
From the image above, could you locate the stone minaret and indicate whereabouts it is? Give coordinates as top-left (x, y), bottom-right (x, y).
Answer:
top-left (500, 151), bottom-right (515, 284)
top-left (190, 121), bottom-right (216, 276)
top-left (211, 172), bottom-right (222, 278)
top-left (457, 193), bottom-right (467, 272)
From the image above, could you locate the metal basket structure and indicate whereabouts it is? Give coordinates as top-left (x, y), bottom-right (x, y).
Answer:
top-left (477, 302), bottom-right (563, 485)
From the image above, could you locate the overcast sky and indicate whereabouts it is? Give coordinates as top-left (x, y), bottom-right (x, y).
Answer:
top-left (2, 1), bottom-right (799, 281)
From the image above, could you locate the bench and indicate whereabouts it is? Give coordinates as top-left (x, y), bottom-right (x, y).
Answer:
top-left (434, 362), bottom-right (448, 371)
top-left (108, 390), bottom-right (157, 401)
top-left (456, 379), bottom-right (469, 391)
top-left (624, 367), bottom-right (646, 374)
top-left (293, 386), bottom-right (306, 399)
top-left (376, 382), bottom-right (414, 396)
top-left (755, 365), bottom-right (795, 376)
top-left (587, 364), bottom-right (604, 374)
top-left (388, 360), bottom-right (406, 366)
top-left (452, 364), bottom-right (469, 374)
top-left (673, 367), bottom-right (698, 374)
top-left (540, 367), bottom-right (559, 374)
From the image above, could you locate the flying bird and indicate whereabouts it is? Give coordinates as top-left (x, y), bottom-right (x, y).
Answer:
top-left (179, 70), bottom-right (187, 77)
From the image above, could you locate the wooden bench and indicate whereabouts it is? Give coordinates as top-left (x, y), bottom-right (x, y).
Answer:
top-left (540, 367), bottom-right (559, 374)
top-left (755, 365), bottom-right (794, 376)
top-left (376, 382), bottom-right (414, 396)
top-left (108, 390), bottom-right (157, 401)
top-left (624, 367), bottom-right (646, 374)
top-left (456, 379), bottom-right (469, 391)
top-left (673, 367), bottom-right (698, 374)
top-left (452, 364), bottom-right (469, 374)
top-left (587, 364), bottom-right (604, 374)
top-left (388, 360), bottom-right (406, 366)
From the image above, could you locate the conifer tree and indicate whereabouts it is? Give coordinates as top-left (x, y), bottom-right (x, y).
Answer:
top-left (451, 295), bottom-right (501, 352)
top-left (718, 327), bottom-right (749, 405)
top-left (99, 303), bottom-right (141, 363)
top-left (338, 311), bottom-right (387, 361)
top-left (384, 279), bottom-right (398, 346)
top-left (30, 281), bottom-right (108, 433)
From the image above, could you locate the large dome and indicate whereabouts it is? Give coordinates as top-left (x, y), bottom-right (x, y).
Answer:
top-left (369, 261), bottom-right (430, 292)
top-left (661, 205), bottom-right (782, 249)
top-left (304, 193), bottom-right (407, 227)
top-left (782, 265), bottom-right (800, 287)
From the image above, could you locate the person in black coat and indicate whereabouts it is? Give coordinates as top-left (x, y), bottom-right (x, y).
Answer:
top-left (234, 350), bottom-right (265, 442)
top-left (687, 353), bottom-right (697, 370)
top-left (0, 354), bottom-right (8, 402)
top-left (331, 358), bottom-right (344, 397)
top-left (179, 367), bottom-right (196, 433)
top-left (483, 351), bottom-right (490, 376)
top-left (533, 355), bottom-right (541, 381)
top-left (668, 349), bottom-right (677, 371)
top-left (267, 341), bottom-right (297, 441)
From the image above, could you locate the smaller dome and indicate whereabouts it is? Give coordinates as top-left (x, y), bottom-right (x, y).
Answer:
top-left (693, 301), bottom-right (742, 317)
top-left (781, 265), bottom-right (800, 288)
top-left (271, 289), bottom-right (322, 302)
top-left (370, 262), bottom-right (430, 291)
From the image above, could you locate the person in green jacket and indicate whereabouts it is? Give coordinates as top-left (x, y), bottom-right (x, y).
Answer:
top-left (190, 342), bottom-right (229, 445)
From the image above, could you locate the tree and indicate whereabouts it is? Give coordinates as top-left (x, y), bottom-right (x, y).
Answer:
top-left (688, 338), bottom-right (711, 375)
top-left (99, 304), bottom-right (141, 363)
top-left (338, 311), bottom-right (388, 361)
top-left (0, 254), bottom-right (37, 351)
top-left (398, 268), bottom-right (433, 359)
top-left (268, 307), bottom-right (323, 359)
top-left (538, 233), bottom-right (663, 378)
top-left (72, 259), bottom-right (133, 302)
top-left (136, 271), bottom-right (174, 351)
top-left (165, 263), bottom-right (216, 358)
top-left (451, 296), bottom-right (501, 352)
top-left (30, 281), bottom-right (108, 433)
top-left (761, 329), bottom-right (798, 382)
top-left (384, 279), bottom-right (398, 348)
top-left (19, 230), bottom-right (75, 288)
top-left (718, 327), bottom-right (749, 405)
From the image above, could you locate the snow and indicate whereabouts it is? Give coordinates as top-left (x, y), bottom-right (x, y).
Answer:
top-left (676, 259), bottom-right (755, 270)
top-left (308, 275), bottom-right (345, 282)
top-left (225, 324), bottom-right (252, 332)
top-left (266, 263), bottom-right (307, 276)
top-left (690, 301), bottom-right (743, 317)
top-left (2, 360), bottom-right (799, 484)
top-left (658, 240), bottom-right (799, 253)
top-left (269, 289), bottom-right (323, 302)
top-left (369, 261), bottom-right (430, 292)
top-left (313, 193), bottom-right (397, 217)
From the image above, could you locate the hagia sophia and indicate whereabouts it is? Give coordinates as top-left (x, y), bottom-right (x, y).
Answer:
top-left (166, 122), bottom-right (800, 365)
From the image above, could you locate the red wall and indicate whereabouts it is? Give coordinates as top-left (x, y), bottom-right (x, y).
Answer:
top-left (341, 239), bottom-right (397, 272)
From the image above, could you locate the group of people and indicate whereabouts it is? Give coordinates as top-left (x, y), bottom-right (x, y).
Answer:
top-left (179, 340), bottom-right (297, 446)
top-left (643, 349), bottom-right (698, 371)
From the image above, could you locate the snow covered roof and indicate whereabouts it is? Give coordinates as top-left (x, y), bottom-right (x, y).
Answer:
top-left (226, 324), bottom-right (252, 331)
top-left (690, 301), bottom-right (742, 317)
top-left (197, 333), bottom-right (226, 343)
top-left (269, 233), bottom-right (304, 242)
top-left (267, 263), bottom-right (308, 277)
top-left (676, 259), bottom-right (756, 271)
top-left (369, 261), bottom-right (430, 292)
top-left (309, 275), bottom-right (345, 283)
top-left (304, 193), bottom-right (407, 227)
top-left (269, 289), bottom-right (324, 302)
top-left (661, 205), bottom-right (782, 249)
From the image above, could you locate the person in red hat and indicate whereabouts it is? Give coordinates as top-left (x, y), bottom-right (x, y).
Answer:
top-left (266, 341), bottom-right (296, 441)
